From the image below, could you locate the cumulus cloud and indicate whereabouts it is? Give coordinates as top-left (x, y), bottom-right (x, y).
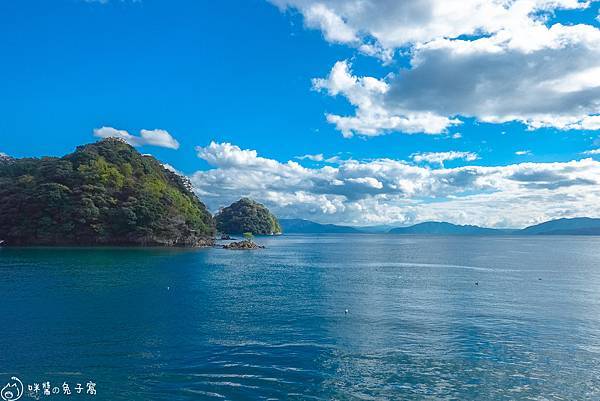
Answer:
top-left (93, 127), bottom-right (180, 149)
top-left (583, 148), bottom-right (600, 155)
top-left (384, 25), bottom-right (600, 131)
top-left (313, 60), bottom-right (461, 136)
top-left (271, 0), bottom-right (600, 136)
top-left (515, 150), bottom-right (532, 156)
top-left (270, 0), bottom-right (591, 49)
top-left (189, 141), bottom-right (600, 228)
top-left (302, 3), bottom-right (359, 44)
top-left (315, 25), bottom-right (600, 136)
top-left (411, 151), bottom-right (479, 166)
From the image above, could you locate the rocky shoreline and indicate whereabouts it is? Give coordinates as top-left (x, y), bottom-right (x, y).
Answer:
top-left (221, 240), bottom-right (265, 250)
top-left (0, 236), bottom-right (268, 250)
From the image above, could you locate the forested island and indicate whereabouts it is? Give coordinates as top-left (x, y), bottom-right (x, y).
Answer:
top-left (3, 139), bottom-right (599, 248)
top-left (216, 198), bottom-right (282, 235)
top-left (0, 138), bottom-right (215, 246)
top-left (0, 139), bottom-right (281, 247)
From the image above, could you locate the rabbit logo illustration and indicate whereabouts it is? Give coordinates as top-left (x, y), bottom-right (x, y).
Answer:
top-left (0, 377), bottom-right (23, 401)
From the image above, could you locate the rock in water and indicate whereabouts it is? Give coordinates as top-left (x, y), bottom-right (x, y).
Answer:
top-left (222, 240), bottom-right (265, 250)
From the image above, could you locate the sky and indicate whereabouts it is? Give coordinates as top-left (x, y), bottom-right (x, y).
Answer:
top-left (1, 0), bottom-right (600, 228)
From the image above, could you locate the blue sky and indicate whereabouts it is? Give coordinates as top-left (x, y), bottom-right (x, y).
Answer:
top-left (2, 0), bottom-right (600, 227)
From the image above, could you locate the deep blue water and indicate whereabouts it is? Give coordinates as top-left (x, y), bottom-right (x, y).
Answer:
top-left (2, 234), bottom-right (600, 400)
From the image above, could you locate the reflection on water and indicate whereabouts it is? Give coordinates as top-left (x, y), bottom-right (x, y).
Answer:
top-left (1, 235), bottom-right (600, 400)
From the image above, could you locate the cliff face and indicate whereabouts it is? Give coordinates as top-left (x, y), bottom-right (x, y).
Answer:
top-left (0, 138), bottom-right (215, 246)
top-left (215, 198), bottom-right (282, 235)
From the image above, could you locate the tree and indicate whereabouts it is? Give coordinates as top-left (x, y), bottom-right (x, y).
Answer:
top-left (215, 198), bottom-right (282, 235)
top-left (0, 138), bottom-right (216, 246)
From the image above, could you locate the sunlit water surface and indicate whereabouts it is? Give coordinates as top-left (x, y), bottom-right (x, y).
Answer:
top-left (2, 235), bottom-right (600, 400)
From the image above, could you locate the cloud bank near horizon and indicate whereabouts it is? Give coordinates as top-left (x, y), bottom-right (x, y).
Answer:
top-left (189, 141), bottom-right (600, 228)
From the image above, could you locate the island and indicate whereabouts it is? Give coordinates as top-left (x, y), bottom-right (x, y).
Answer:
top-left (0, 138), bottom-right (215, 246)
top-left (215, 198), bottom-right (282, 235)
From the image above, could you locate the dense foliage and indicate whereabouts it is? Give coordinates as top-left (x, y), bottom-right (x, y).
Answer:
top-left (215, 198), bottom-right (282, 235)
top-left (0, 138), bottom-right (215, 246)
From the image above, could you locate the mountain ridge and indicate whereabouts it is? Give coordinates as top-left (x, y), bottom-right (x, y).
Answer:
top-left (279, 218), bottom-right (360, 234)
top-left (388, 221), bottom-right (508, 235)
top-left (280, 218), bottom-right (600, 235)
top-left (519, 217), bottom-right (600, 235)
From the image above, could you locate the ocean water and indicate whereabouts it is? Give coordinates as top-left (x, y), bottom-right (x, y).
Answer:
top-left (2, 234), bottom-right (600, 400)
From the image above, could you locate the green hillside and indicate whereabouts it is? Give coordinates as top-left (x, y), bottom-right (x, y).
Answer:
top-left (0, 138), bottom-right (215, 246)
top-left (216, 198), bottom-right (281, 235)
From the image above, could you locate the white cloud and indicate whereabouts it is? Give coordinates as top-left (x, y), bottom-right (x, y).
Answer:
top-left (93, 127), bottom-right (180, 149)
top-left (315, 24), bottom-right (600, 136)
top-left (411, 151), bottom-right (479, 166)
top-left (583, 148), bottom-right (600, 155)
top-left (302, 3), bottom-right (359, 44)
top-left (346, 176), bottom-right (384, 189)
top-left (313, 60), bottom-right (461, 136)
top-left (195, 141), bottom-right (284, 168)
top-left (270, 0), bottom-right (591, 49)
top-left (515, 150), bottom-right (532, 155)
top-left (189, 141), bottom-right (600, 227)
top-left (324, 155), bottom-right (344, 163)
top-left (272, 1), bottom-right (600, 136)
top-left (296, 153), bottom-right (325, 161)
top-left (313, 24), bottom-right (600, 136)
top-left (451, 133), bottom-right (462, 139)
top-left (565, 115), bottom-right (600, 130)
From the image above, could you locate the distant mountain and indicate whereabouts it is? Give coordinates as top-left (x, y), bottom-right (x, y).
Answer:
top-left (279, 218), bottom-right (600, 236)
top-left (388, 222), bottom-right (505, 235)
top-left (354, 224), bottom-right (396, 234)
top-left (279, 219), bottom-right (361, 234)
top-left (520, 218), bottom-right (600, 235)
top-left (386, 218), bottom-right (600, 236)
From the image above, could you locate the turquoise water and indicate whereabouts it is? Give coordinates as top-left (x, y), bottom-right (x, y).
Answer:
top-left (2, 234), bottom-right (600, 400)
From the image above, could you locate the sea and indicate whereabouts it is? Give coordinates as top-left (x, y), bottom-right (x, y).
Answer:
top-left (1, 234), bottom-right (600, 400)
